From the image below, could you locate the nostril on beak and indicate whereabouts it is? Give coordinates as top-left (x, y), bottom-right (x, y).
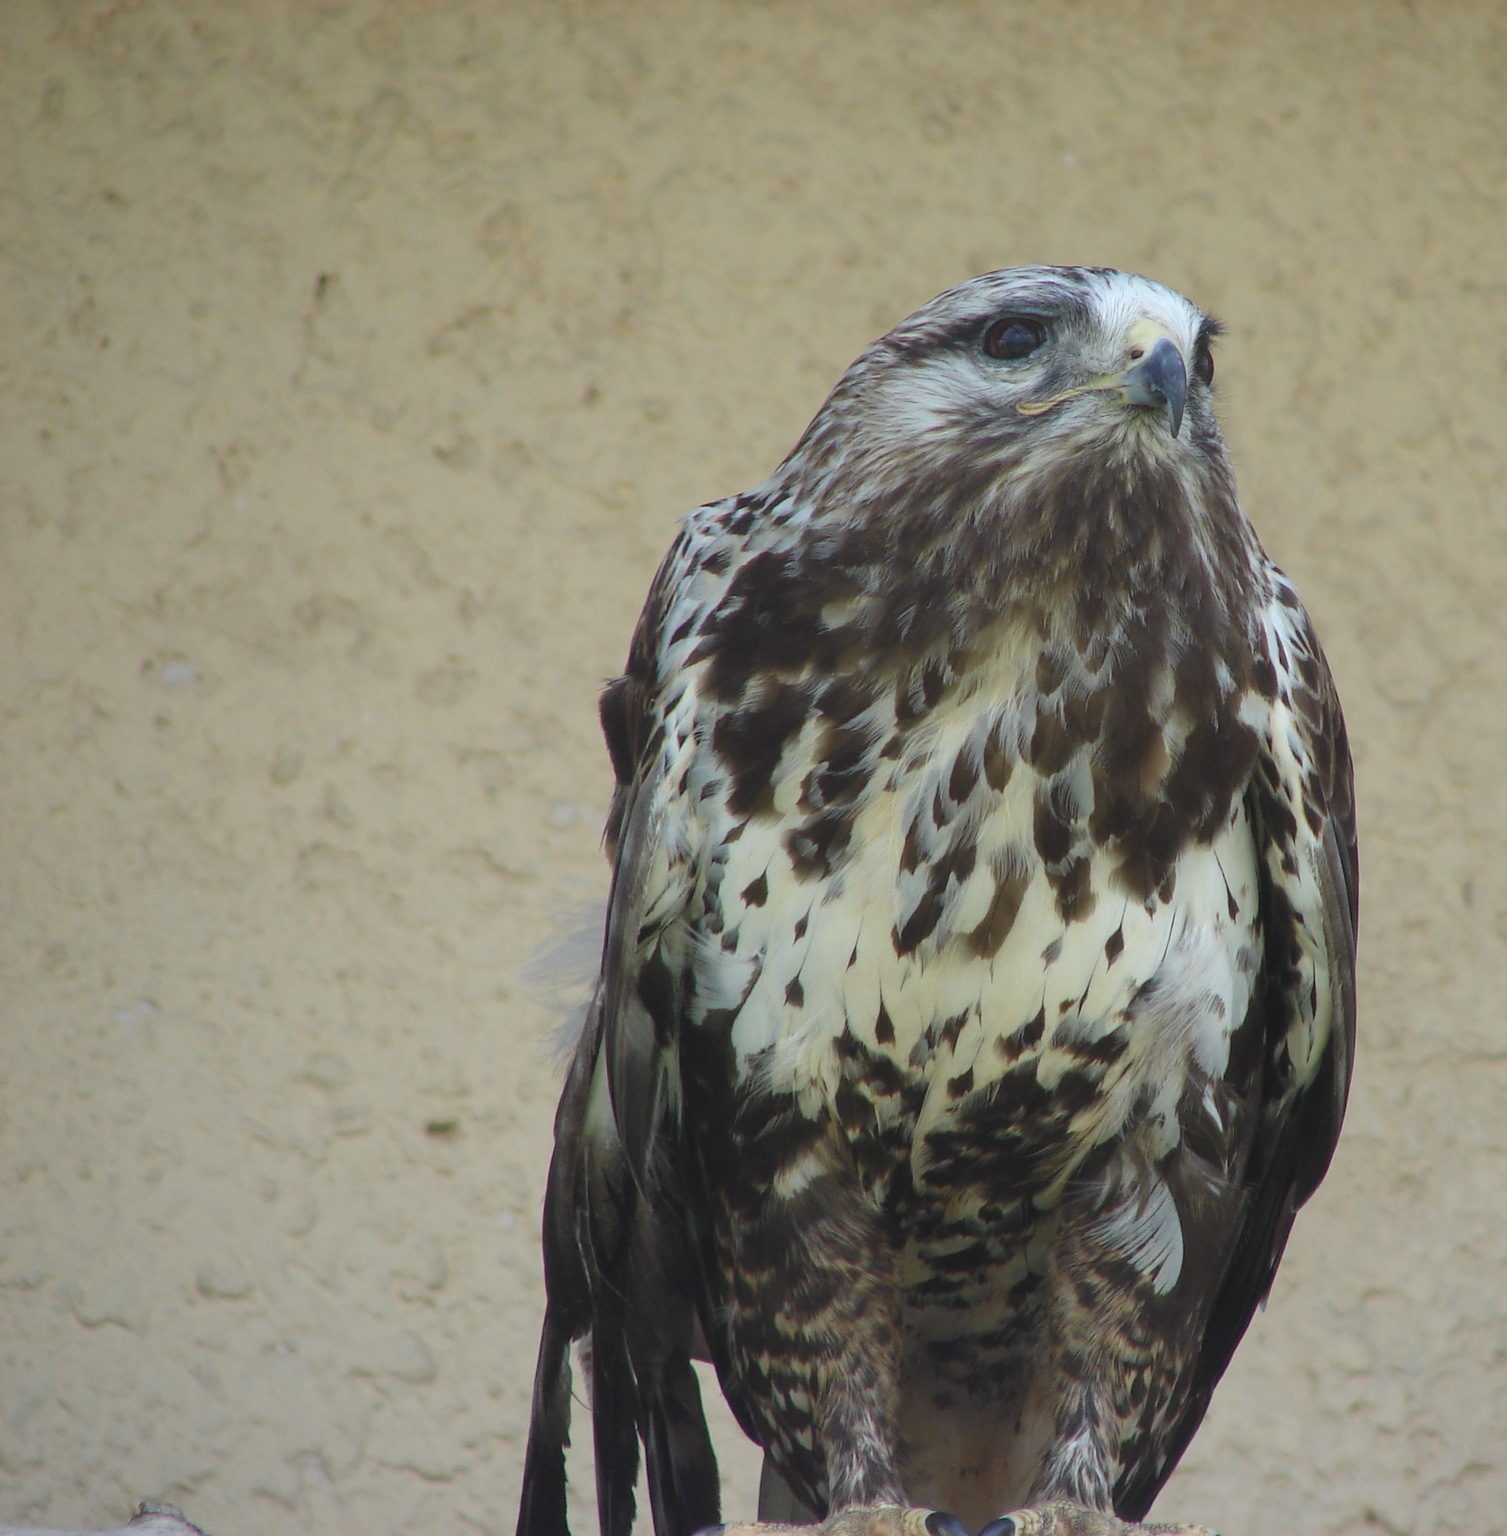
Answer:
top-left (1118, 337), bottom-right (1188, 437)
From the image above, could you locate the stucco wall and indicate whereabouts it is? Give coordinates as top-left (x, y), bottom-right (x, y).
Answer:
top-left (4, 4), bottom-right (1507, 1534)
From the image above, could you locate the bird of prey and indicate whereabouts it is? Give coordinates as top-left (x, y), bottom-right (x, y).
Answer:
top-left (517, 266), bottom-right (1357, 1536)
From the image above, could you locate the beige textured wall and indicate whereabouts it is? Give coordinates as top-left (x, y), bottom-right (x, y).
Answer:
top-left (3, 4), bottom-right (1506, 1534)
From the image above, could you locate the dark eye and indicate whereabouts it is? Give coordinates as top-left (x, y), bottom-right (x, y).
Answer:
top-left (982, 315), bottom-right (1047, 362)
top-left (1193, 341), bottom-right (1215, 386)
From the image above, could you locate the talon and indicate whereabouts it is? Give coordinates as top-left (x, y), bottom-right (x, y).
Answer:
top-left (979, 1522), bottom-right (1016, 1536)
top-left (925, 1515), bottom-right (972, 1536)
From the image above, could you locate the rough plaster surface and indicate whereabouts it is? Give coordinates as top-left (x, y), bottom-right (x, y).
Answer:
top-left (2, 3), bottom-right (1506, 1533)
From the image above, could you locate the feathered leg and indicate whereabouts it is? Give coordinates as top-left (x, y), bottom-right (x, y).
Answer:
top-left (715, 1107), bottom-right (907, 1512)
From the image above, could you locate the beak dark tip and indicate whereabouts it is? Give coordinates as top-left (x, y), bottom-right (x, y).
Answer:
top-left (1122, 335), bottom-right (1188, 437)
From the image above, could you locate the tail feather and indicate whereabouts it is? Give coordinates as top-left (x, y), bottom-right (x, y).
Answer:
top-left (642, 1357), bottom-right (721, 1536)
top-left (591, 1318), bottom-right (642, 1536)
top-left (516, 1313), bottom-right (574, 1536)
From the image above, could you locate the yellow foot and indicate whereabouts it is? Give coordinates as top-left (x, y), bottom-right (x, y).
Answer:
top-left (708, 1507), bottom-right (971, 1536)
top-left (978, 1503), bottom-right (1218, 1536)
top-left (703, 1504), bottom-right (1216, 1536)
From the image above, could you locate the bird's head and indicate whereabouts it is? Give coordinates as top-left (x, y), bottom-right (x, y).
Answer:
top-left (783, 267), bottom-right (1235, 570)
top-left (817, 264), bottom-right (1216, 479)
top-left (879, 266), bottom-right (1218, 445)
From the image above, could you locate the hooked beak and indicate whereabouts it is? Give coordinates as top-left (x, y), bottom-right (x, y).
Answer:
top-left (1115, 336), bottom-right (1187, 438)
top-left (1015, 326), bottom-right (1191, 437)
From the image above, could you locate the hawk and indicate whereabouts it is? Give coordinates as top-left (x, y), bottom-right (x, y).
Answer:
top-left (517, 267), bottom-right (1357, 1536)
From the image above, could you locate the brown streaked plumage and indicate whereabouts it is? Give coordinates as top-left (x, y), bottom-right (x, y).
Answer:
top-left (516, 267), bottom-right (1357, 1536)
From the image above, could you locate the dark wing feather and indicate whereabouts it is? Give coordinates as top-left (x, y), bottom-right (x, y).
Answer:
top-left (516, 981), bottom-right (604, 1536)
top-left (1116, 610), bottom-right (1358, 1521)
top-left (517, 531), bottom-right (722, 1536)
top-left (516, 1295), bottom-right (577, 1536)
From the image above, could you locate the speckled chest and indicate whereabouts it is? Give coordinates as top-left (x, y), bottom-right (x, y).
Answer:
top-left (667, 586), bottom-right (1268, 1224)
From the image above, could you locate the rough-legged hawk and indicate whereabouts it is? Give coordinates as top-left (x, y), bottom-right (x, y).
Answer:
top-left (517, 267), bottom-right (1357, 1536)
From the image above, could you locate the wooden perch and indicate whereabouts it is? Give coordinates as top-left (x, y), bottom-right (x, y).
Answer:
top-left (0, 1503), bottom-right (209, 1536)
